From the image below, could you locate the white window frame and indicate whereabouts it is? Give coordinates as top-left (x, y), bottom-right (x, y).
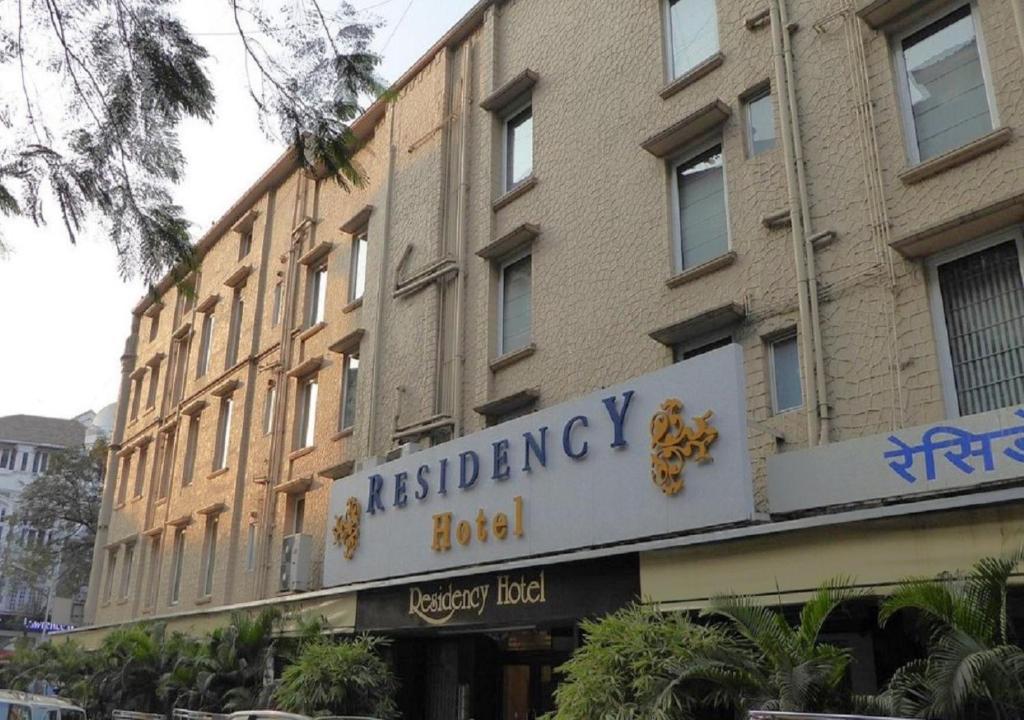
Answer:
top-left (502, 97), bottom-right (534, 193)
top-left (308, 262), bottom-right (328, 326)
top-left (890, 0), bottom-right (998, 166)
top-left (200, 514), bottom-right (218, 598)
top-left (263, 383), bottom-right (277, 436)
top-left (769, 331), bottom-right (803, 414)
top-left (296, 376), bottom-right (319, 449)
top-left (744, 87), bottom-right (776, 157)
top-left (497, 248), bottom-right (533, 357)
top-left (120, 542), bottom-right (135, 600)
top-left (245, 521), bottom-right (257, 573)
top-left (349, 230), bottom-right (368, 303)
top-left (197, 311), bottom-right (215, 378)
top-left (662, 0), bottom-right (720, 81)
top-left (182, 415), bottom-right (200, 486)
top-left (146, 536), bottom-right (162, 608)
top-left (669, 134), bottom-right (732, 273)
top-left (272, 281), bottom-right (283, 326)
top-left (133, 443), bottom-right (148, 499)
top-left (103, 549), bottom-right (118, 604)
top-left (927, 226), bottom-right (1024, 418)
top-left (213, 397), bottom-right (233, 471)
top-left (226, 287), bottom-right (245, 367)
top-left (169, 528), bottom-right (185, 606)
top-left (339, 353), bottom-right (359, 431)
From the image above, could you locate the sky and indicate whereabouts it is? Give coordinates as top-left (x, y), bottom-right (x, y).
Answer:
top-left (0, 0), bottom-right (477, 419)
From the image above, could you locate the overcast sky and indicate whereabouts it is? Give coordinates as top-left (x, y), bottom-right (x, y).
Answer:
top-left (0, 0), bottom-right (476, 420)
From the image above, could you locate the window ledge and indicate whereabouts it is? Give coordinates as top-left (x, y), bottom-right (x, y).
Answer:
top-left (116, 598), bottom-right (129, 606)
top-left (289, 446), bottom-right (316, 462)
top-left (490, 343), bottom-right (537, 372)
top-left (659, 52), bottom-right (725, 100)
top-left (856, 0), bottom-right (936, 29)
top-left (899, 128), bottom-right (1013, 185)
top-left (342, 297), bottom-right (364, 314)
top-left (298, 321), bottom-right (327, 342)
top-left (331, 427), bottom-right (355, 442)
top-left (493, 175), bottom-right (538, 212)
top-left (207, 467), bottom-right (230, 480)
top-left (666, 251), bottom-right (737, 289)
top-left (113, 502), bottom-right (126, 511)
top-left (194, 595), bottom-right (212, 606)
top-left (480, 69), bottom-right (538, 113)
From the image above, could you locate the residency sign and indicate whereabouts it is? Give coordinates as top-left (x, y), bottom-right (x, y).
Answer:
top-left (324, 344), bottom-right (753, 587)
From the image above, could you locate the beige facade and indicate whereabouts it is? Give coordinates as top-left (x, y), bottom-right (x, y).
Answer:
top-left (84, 0), bottom-right (1024, 630)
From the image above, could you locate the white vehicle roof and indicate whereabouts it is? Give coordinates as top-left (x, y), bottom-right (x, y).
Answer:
top-left (0, 692), bottom-right (84, 712)
top-left (226, 712), bottom-right (311, 720)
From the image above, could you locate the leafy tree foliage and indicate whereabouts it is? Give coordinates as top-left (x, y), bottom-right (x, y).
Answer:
top-left (0, 0), bottom-right (384, 281)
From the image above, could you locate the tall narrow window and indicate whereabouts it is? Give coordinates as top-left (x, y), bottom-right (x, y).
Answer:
top-left (935, 237), bottom-right (1024, 415)
top-left (745, 89), bottom-right (777, 156)
top-left (226, 285), bottom-right (245, 367)
top-left (103, 549), bottom-right (118, 604)
top-left (673, 143), bottom-right (728, 271)
top-left (117, 453), bottom-right (132, 505)
top-left (130, 375), bottom-right (143, 419)
top-left (349, 231), bottom-right (368, 303)
top-left (120, 543), bottom-right (135, 600)
top-left (292, 495), bottom-right (306, 535)
top-left (340, 354), bottom-right (359, 431)
top-left (238, 229), bottom-right (253, 260)
top-left (200, 514), bottom-right (218, 597)
top-left (133, 443), bottom-right (149, 499)
top-left (169, 528), bottom-right (185, 605)
top-left (245, 521), bottom-right (257, 572)
top-left (197, 312), bottom-right (215, 378)
top-left (31, 450), bottom-right (48, 474)
top-left (146, 363), bottom-right (161, 409)
top-left (182, 416), bottom-right (200, 486)
top-left (308, 263), bottom-right (328, 326)
top-left (504, 105), bottom-right (533, 190)
top-left (272, 281), bottom-right (283, 326)
top-left (213, 397), bottom-right (233, 471)
top-left (666, 0), bottom-right (719, 79)
top-left (149, 311), bottom-right (160, 342)
top-left (263, 383), bottom-right (277, 435)
top-left (157, 431), bottom-right (175, 499)
top-left (499, 253), bottom-right (532, 355)
top-left (770, 333), bottom-right (803, 413)
top-left (146, 537), bottom-right (161, 608)
top-left (170, 339), bottom-right (188, 404)
top-left (896, 4), bottom-right (993, 163)
top-left (297, 377), bottom-right (318, 449)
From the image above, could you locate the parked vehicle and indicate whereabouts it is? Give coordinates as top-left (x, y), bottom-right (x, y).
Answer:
top-left (0, 691), bottom-right (86, 720)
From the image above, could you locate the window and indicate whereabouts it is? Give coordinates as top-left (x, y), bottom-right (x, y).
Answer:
top-left (169, 339), bottom-right (188, 404)
top-left (504, 104), bottom-right (534, 190)
top-left (133, 443), bottom-right (148, 499)
top-left (130, 375), bottom-right (143, 419)
top-left (200, 514), bottom-right (218, 597)
top-left (103, 549), bottom-right (118, 604)
top-left (213, 397), bottom-right (233, 471)
top-left (0, 446), bottom-right (14, 470)
top-left (291, 495), bottom-right (306, 535)
top-left (176, 283), bottom-right (196, 323)
top-left (146, 537), bottom-right (161, 607)
top-left (226, 285), bottom-right (245, 367)
top-left (308, 262), bottom-right (328, 326)
top-left (146, 363), bottom-right (161, 409)
top-left (149, 311), bottom-right (160, 342)
top-left (117, 453), bottom-right (132, 505)
top-left (245, 521), bottom-right (257, 572)
top-left (169, 528), bottom-right (185, 605)
top-left (499, 253), bottom-right (532, 355)
top-left (120, 543), bottom-right (135, 600)
top-left (340, 354), bottom-right (359, 431)
top-left (673, 333), bottom-right (733, 363)
top-left (895, 3), bottom-right (994, 163)
top-left (272, 281), bottom-right (283, 326)
top-left (157, 431), bottom-right (175, 499)
top-left (770, 333), bottom-right (803, 413)
top-left (665, 0), bottom-right (720, 79)
top-left (745, 89), bottom-right (777, 156)
top-left (297, 377), bottom-right (318, 448)
top-left (672, 142), bottom-right (729, 271)
top-left (931, 233), bottom-right (1024, 416)
top-left (31, 450), bottom-right (48, 474)
top-left (263, 383), bottom-right (277, 435)
top-left (197, 311), bottom-right (215, 378)
top-left (349, 231), bottom-right (368, 303)
top-left (238, 229), bottom-right (253, 260)
top-left (182, 416), bottom-right (200, 486)
top-left (19, 452), bottom-right (27, 471)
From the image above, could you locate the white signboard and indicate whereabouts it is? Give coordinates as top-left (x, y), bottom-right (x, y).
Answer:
top-left (767, 405), bottom-right (1024, 514)
top-left (324, 344), bottom-right (753, 587)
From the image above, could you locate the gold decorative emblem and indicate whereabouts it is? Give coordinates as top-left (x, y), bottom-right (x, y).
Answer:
top-left (650, 399), bottom-right (719, 496)
top-left (332, 497), bottom-right (362, 560)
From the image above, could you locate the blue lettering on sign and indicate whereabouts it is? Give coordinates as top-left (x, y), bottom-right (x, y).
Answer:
top-left (362, 391), bottom-right (638, 512)
top-left (884, 409), bottom-right (1024, 483)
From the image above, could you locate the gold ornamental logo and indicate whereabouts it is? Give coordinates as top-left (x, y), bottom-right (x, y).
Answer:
top-left (649, 399), bottom-right (719, 496)
top-left (333, 496), bottom-right (362, 560)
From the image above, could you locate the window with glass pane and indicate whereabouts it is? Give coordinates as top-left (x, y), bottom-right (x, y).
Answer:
top-left (149, 312), bottom-right (160, 341)
top-left (272, 281), bottom-right (283, 326)
top-left (147, 538), bottom-right (161, 607)
top-left (245, 523), bottom-right (257, 572)
top-left (226, 287), bottom-right (245, 367)
top-left (146, 364), bottom-right (160, 408)
top-left (341, 354), bottom-right (359, 430)
top-left (771, 334), bottom-right (802, 412)
top-left (308, 264), bottom-right (327, 325)
top-left (675, 145), bottom-right (728, 270)
top-left (104, 550), bottom-right (118, 603)
top-left (214, 397), bottom-right (232, 471)
top-left (201, 514), bottom-right (218, 597)
top-left (938, 240), bottom-right (1024, 415)
top-left (263, 384), bottom-right (276, 435)
top-left (298, 378), bottom-right (318, 448)
top-left (118, 454), bottom-right (132, 505)
top-left (505, 105), bottom-right (533, 190)
top-left (238, 230), bottom-right (252, 260)
top-left (182, 416), bottom-right (199, 486)
top-left (899, 4), bottom-right (992, 162)
top-left (197, 312), bottom-right (214, 378)
top-left (666, 0), bottom-right (719, 78)
top-left (158, 432), bottom-right (174, 499)
top-left (120, 543), bottom-right (135, 599)
top-left (169, 529), bottom-right (184, 605)
top-left (746, 90), bottom-right (777, 156)
top-left (133, 444), bottom-right (148, 498)
top-left (500, 254), bottom-right (532, 354)
top-left (350, 232), bottom-right (368, 302)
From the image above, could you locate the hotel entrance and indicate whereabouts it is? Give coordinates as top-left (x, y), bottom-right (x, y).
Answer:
top-left (356, 556), bottom-right (640, 720)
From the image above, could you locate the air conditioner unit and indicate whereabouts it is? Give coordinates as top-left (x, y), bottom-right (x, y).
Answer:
top-left (279, 533), bottom-right (312, 592)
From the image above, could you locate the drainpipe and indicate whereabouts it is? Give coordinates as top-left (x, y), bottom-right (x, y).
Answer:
top-left (452, 44), bottom-right (473, 438)
top-left (777, 0), bottom-right (831, 444)
top-left (366, 109), bottom-right (398, 457)
top-left (770, 0), bottom-right (821, 446)
top-left (1014, 0), bottom-right (1024, 64)
top-left (83, 317), bottom-right (139, 624)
